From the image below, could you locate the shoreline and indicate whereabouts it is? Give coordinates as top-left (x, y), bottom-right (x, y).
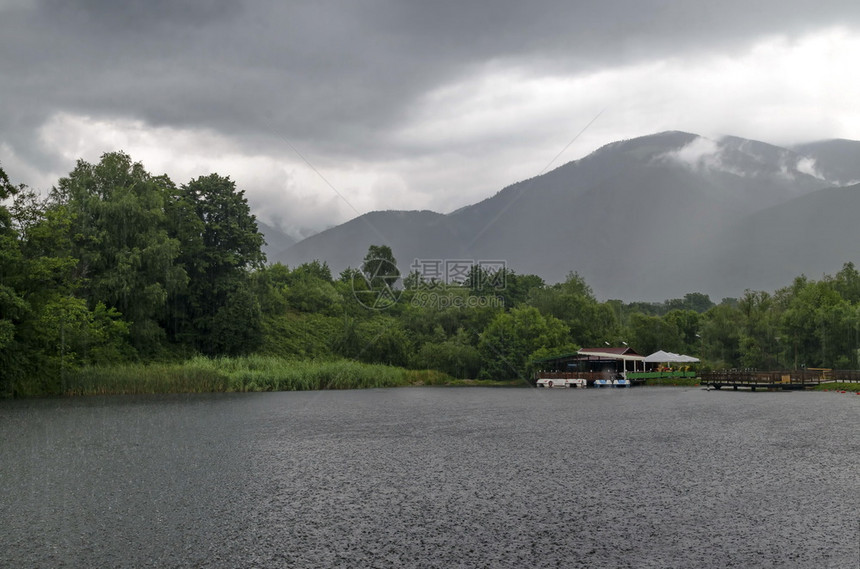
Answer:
top-left (4, 355), bottom-right (859, 399)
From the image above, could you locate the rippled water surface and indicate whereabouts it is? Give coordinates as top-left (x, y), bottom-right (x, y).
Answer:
top-left (1, 387), bottom-right (858, 568)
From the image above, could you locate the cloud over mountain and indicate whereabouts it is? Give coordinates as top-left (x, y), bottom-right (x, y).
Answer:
top-left (278, 131), bottom-right (859, 301)
top-left (1, 2), bottom-right (860, 240)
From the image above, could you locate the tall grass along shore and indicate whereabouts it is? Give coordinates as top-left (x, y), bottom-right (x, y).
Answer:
top-left (57, 356), bottom-right (453, 396)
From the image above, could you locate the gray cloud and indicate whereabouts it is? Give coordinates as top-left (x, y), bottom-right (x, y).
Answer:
top-left (2, 0), bottom-right (860, 235)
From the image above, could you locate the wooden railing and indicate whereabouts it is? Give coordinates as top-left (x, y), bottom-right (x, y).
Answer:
top-left (830, 370), bottom-right (860, 382)
top-left (539, 369), bottom-right (860, 384)
top-left (700, 369), bottom-right (860, 384)
top-left (627, 371), bottom-right (696, 379)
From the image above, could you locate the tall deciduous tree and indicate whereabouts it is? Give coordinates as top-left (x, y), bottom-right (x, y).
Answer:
top-left (0, 165), bottom-right (28, 393)
top-left (53, 152), bottom-right (185, 354)
top-left (170, 174), bottom-right (265, 355)
top-left (361, 245), bottom-right (399, 290)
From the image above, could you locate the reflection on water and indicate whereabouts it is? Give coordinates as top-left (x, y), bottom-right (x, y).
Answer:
top-left (1, 388), bottom-right (858, 568)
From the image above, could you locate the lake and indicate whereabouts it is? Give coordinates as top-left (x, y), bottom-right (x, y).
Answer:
top-left (1, 387), bottom-right (858, 568)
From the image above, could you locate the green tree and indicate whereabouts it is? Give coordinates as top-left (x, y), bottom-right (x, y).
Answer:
top-left (169, 173), bottom-right (265, 354)
top-left (832, 262), bottom-right (860, 305)
top-left (283, 262), bottom-right (341, 314)
top-left (682, 292), bottom-right (716, 313)
top-left (478, 305), bottom-right (568, 379)
top-left (0, 164), bottom-right (28, 393)
top-left (13, 194), bottom-right (79, 306)
top-left (529, 272), bottom-right (617, 346)
top-left (209, 284), bottom-right (263, 356)
top-left (777, 277), bottom-right (846, 368)
top-left (411, 328), bottom-right (481, 379)
top-left (26, 297), bottom-right (130, 387)
top-left (54, 152), bottom-right (185, 354)
top-left (734, 290), bottom-right (782, 368)
top-left (663, 309), bottom-right (701, 354)
top-left (252, 263), bottom-right (291, 315)
top-left (495, 270), bottom-right (544, 309)
top-left (361, 245), bottom-right (400, 290)
top-left (627, 312), bottom-right (682, 356)
top-left (333, 314), bottom-right (411, 366)
top-left (700, 303), bottom-right (743, 367)
top-left (351, 245), bottom-right (400, 310)
top-left (1, 163), bottom-right (135, 395)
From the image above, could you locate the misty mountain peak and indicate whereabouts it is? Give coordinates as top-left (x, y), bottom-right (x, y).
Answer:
top-left (792, 139), bottom-right (860, 185)
top-left (647, 133), bottom-right (829, 189)
top-left (588, 130), bottom-right (700, 162)
top-left (278, 130), bottom-right (860, 301)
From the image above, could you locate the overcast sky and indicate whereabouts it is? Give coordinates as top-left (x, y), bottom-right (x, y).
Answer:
top-left (2, 0), bottom-right (860, 239)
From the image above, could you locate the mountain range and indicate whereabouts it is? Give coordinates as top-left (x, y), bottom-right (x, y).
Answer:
top-left (271, 131), bottom-right (860, 301)
top-left (257, 220), bottom-right (296, 260)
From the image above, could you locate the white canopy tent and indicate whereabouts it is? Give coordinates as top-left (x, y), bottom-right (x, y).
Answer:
top-left (576, 347), bottom-right (647, 372)
top-left (644, 350), bottom-right (700, 363)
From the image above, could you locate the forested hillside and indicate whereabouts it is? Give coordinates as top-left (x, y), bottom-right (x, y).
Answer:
top-left (3, 154), bottom-right (860, 397)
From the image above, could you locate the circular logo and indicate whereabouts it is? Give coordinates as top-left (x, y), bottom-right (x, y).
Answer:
top-left (351, 258), bottom-right (402, 310)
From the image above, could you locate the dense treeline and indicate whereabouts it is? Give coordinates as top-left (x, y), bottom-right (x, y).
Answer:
top-left (3, 154), bottom-right (860, 396)
top-left (1, 153), bottom-right (265, 395)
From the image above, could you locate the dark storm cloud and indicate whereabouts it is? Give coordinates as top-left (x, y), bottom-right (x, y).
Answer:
top-left (39, 0), bottom-right (242, 31)
top-left (1, 0), bottom-right (859, 197)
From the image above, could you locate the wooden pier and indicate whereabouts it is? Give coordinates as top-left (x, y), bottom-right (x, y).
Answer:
top-left (538, 368), bottom-right (860, 390)
top-left (699, 369), bottom-right (860, 391)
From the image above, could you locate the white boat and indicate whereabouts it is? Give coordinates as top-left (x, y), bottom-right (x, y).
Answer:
top-left (536, 378), bottom-right (588, 388)
top-left (613, 379), bottom-right (631, 388)
top-left (593, 379), bottom-right (612, 388)
top-left (536, 378), bottom-right (568, 388)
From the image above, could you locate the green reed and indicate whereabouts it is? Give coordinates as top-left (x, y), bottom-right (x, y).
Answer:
top-left (64, 356), bottom-right (457, 395)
